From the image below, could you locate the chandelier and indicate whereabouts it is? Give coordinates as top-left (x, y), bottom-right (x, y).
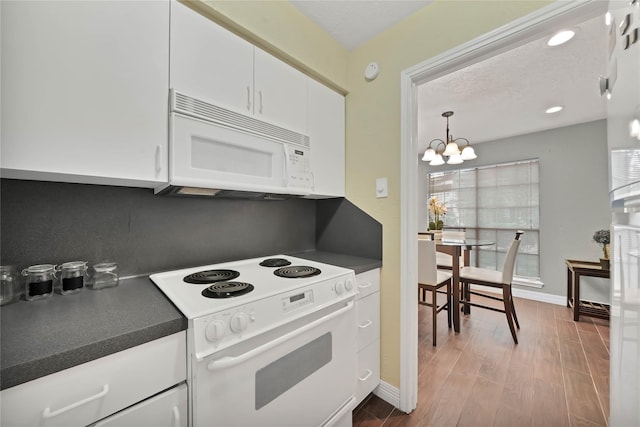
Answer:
top-left (422, 111), bottom-right (477, 166)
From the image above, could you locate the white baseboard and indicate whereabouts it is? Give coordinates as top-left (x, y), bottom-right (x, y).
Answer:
top-left (373, 380), bottom-right (401, 410)
top-left (471, 284), bottom-right (566, 306)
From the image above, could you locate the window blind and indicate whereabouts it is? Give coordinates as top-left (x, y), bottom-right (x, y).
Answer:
top-left (427, 159), bottom-right (540, 282)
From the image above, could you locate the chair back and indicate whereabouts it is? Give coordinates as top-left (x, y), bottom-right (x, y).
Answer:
top-left (500, 236), bottom-right (522, 284)
top-left (418, 238), bottom-right (438, 285)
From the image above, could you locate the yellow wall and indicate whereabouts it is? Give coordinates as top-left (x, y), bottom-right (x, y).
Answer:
top-left (196, 0), bottom-right (551, 388)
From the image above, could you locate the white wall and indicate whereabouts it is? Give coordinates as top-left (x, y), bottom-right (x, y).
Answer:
top-left (418, 120), bottom-right (610, 302)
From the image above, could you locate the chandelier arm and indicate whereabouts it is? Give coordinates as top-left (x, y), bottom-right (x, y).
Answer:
top-left (428, 138), bottom-right (445, 148)
top-left (453, 137), bottom-right (470, 146)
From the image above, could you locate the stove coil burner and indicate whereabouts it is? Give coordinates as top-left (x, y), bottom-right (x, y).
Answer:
top-left (259, 258), bottom-right (292, 268)
top-left (183, 269), bottom-right (240, 284)
top-left (201, 282), bottom-right (254, 299)
top-left (273, 266), bottom-right (321, 278)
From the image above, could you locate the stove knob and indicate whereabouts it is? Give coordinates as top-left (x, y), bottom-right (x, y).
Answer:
top-left (230, 312), bottom-right (249, 333)
top-left (345, 278), bottom-right (354, 292)
top-left (205, 320), bottom-right (227, 342)
top-left (335, 281), bottom-right (345, 295)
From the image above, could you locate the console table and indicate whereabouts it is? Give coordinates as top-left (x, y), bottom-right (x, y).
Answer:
top-left (565, 259), bottom-right (611, 321)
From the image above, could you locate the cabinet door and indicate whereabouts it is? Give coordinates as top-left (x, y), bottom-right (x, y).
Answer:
top-left (254, 47), bottom-right (308, 134)
top-left (170, 1), bottom-right (254, 114)
top-left (90, 383), bottom-right (187, 427)
top-left (0, 333), bottom-right (186, 427)
top-left (0, 1), bottom-right (169, 187)
top-left (307, 79), bottom-right (345, 198)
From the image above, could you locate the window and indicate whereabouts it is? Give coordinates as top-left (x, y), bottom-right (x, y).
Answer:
top-left (427, 159), bottom-right (540, 285)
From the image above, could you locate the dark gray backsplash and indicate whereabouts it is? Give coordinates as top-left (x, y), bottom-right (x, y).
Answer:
top-left (0, 179), bottom-right (317, 276)
top-left (316, 198), bottom-right (382, 260)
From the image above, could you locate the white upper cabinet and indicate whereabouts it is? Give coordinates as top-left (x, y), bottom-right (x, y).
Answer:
top-left (0, 1), bottom-right (170, 187)
top-left (253, 48), bottom-right (308, 135)
top-left (307, 79), bottom-right (346, 198)
top-left (169, 1), bottom-right (254, 115)
top-left (169, 1), bottom-right (308, 135)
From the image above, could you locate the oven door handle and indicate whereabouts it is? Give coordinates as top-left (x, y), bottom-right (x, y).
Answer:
top-left (207, 300), bottom-right (354, 371)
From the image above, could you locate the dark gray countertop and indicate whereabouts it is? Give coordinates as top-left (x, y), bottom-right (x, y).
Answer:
top-left (0, 276), bottom-right (187, 390)
top-left (287, 250), bottom-right (382, 275)
top-left (0, 252), bottom-right (379, 391)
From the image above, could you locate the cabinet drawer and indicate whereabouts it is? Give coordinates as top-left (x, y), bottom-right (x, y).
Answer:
top-left (355, 340), bottom-right (380, 404)
top-left (355, 269), bottom-right (380, 300)
top-left (356, 292), bottom-right (380, 350)
top-left (0, 332), bottom-right (186, 427)
top-left (356, 292), bottom-right (380, 351)
top-left (90, 383), bottom-right (187, 427)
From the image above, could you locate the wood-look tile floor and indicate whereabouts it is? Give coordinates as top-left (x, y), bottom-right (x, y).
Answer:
top-left (353, 295), bottom-right (610, 427)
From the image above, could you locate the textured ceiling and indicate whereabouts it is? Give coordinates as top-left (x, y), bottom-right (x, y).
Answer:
top-left (290, 1), bottom-right (608, 154)
top-left (289, 0), bottom-right (431, 50)
top-left (417, 14), bottom-right (608, 153)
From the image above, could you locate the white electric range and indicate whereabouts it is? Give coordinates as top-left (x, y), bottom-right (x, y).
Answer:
top-left (149, 255), bottom-right (358, 427)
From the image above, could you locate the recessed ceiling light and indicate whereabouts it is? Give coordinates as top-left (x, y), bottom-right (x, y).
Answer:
top-left (547, 30), bottom-right (575, 46)
top-left (545, 106), bottom-right (563, 114)
top-left (605, 12), bottom-right (612, 26)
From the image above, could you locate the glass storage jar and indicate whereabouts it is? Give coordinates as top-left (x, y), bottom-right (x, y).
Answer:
top-left (56, 261), bottom-right (88, 295)
top-left (90, 262), bottom-right (118, 290)
top-left (1, 265), bottom-right (19, 305)
top-left (21, 264), bottom-right (56, 301)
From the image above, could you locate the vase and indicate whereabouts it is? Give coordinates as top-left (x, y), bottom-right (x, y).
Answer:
top-left (599, 258), bottom-right (610, 270)
top-left (431, 230), bottom-right (443, 242)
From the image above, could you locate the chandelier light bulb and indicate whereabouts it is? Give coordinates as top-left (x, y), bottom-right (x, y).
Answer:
top-left (422, 147), bottom-right (436, 161)
top-left (447, 153), bottom-right (464, 165)
top-left (429, 154), bottom-right (445, 166)
top-left (442, 141), bottom-right (460, 156)
top-left (460, 145), bottom-right (477, 160)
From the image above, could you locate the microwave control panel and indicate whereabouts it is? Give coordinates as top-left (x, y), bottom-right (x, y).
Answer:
top-left (287, 146), bottom-right (313, 191)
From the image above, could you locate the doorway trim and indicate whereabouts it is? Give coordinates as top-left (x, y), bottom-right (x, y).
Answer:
top-left (398, 0), bottom-right (605, 412)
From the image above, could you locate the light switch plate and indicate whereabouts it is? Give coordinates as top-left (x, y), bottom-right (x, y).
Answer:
top-left (376, 177), bottom-right (388, 198)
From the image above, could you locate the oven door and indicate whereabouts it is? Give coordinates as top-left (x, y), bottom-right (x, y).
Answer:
top-left (191, 299), bottom-right (356, 427)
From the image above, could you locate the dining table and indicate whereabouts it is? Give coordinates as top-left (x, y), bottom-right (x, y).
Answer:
top-left (435, 238), bottom-right (495, 332)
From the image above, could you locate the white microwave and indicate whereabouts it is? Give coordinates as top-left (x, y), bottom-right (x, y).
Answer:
top-left (155, 91), bottom-right (313, 198)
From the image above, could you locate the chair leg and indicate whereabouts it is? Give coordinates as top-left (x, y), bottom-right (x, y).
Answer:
top-left (463, 282), bottom-right (471, 315)
top-left (432, 288), bottom-right (438, 346)
top-left (446, 280), bottom-right (452, 329)
top-left (502, 285), bottom-right (518, 344)
top-left (510, 288), bottom-right (520, 330)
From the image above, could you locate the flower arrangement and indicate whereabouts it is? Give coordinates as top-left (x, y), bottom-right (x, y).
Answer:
top-left (428, 196), bottom-right (447, 230)
top-left (592, 229), bottom-right (610, 259)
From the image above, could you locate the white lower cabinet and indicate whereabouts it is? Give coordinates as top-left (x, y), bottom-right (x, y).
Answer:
top-left (0, 332), bottom-right (186, 427)
top-left (354, 269), bottom-right (381, 405)
top-left (90, 383), bottom-right (187, 427)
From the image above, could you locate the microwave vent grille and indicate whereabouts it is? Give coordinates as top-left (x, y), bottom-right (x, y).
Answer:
top-left (172, 91), bottom-right (310, 148)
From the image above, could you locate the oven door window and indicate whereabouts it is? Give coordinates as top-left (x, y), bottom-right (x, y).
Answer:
top-left (255, 332), bottom-right (331, 410)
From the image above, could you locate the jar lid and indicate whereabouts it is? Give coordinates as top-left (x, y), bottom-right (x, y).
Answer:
top-left (59, 261), bottom-right (87, 270)
top-left (93, 262), bottom-right (117, 272)
top-left (24, 264), bottom-right (56, 273)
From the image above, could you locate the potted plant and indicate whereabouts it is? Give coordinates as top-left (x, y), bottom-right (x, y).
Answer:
top-left (592, 229), bottom-right (610, 270)
top-left (428, 196), bottom-right (447, 240)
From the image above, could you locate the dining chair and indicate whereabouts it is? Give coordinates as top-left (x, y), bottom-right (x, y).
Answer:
top-left (459, 231), bottom-right (524, 344)
top-left (436, 229), bottom-right (467, 270)
top-left (418, 238), bottom-right (453, 346)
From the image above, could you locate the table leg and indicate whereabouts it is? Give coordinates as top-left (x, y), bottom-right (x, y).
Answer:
top-left (451, 246), bottom-right (461, 333)
top-left (573, 272), bottom-right (581, 321)
top-left (567, 267), bottom-right (572, 308)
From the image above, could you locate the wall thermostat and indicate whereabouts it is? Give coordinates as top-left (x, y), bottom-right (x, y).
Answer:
top-left (364, 62), bottom-right (380, 81)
